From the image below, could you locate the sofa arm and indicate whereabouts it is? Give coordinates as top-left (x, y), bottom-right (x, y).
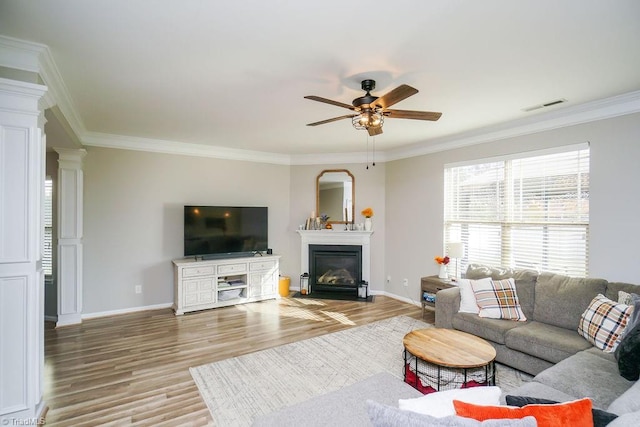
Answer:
top-left (435, 286), bottom-right (461, 329)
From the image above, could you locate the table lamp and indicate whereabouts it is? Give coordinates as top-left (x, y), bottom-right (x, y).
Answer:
top-left (448, 242), bottom-right (465, 280)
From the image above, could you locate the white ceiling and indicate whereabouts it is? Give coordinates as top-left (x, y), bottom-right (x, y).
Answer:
top-left (1, 0), bottom-right (639, 158)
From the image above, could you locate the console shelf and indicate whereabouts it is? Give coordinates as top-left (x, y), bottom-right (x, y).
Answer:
top-left (172, 254), bottom-right (280, 315)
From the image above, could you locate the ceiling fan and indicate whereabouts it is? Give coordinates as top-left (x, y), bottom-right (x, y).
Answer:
top-left (304, 79), bottom-right (442, 136)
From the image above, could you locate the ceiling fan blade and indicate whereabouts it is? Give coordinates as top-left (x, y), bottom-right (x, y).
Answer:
top-left (384, 109), bottom-right (442, 121)
top-left (307, 115), bottom-right (357, 126)
top-left (304, 95), bottom-right (355, 110)
top-left (370, 84), bottom-right (418, 109)
top-left (367, 126), bottom-right (383, 136)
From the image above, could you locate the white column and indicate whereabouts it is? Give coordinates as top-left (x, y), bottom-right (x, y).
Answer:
top-left (0, 78), bottom-right (48, 423)
top-left (54, 148), bottom-right (86, 327)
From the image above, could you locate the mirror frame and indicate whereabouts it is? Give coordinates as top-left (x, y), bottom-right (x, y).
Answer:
top-left (316, 169), bottom-right (355, 225)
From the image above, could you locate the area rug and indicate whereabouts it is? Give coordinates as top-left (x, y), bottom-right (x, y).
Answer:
top-left (190, 315), bottom-right (532, 426)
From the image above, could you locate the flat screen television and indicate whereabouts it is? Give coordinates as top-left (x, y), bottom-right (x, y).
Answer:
top-left (184, 206), bottom-right (268, 258)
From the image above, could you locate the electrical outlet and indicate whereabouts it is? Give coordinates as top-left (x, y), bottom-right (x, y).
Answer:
top-left (135, 285), bottom-right (142, 294)
top-left (402, 278), bottom-right (408, 287)
top-left (387, 275), bottom-right (391, 284)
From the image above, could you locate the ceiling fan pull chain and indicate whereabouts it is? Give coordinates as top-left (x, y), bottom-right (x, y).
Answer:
top-left (366, 134), bottom-right (370, 169)
top-left (372, 135), bottom-right (376, 167)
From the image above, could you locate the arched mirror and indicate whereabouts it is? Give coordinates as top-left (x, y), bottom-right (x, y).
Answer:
top-left (316, 169), bottom-right (355, 224)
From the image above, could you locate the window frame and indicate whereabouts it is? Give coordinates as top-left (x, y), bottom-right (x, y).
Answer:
top-left (444, 143), bottom-right (590, 277)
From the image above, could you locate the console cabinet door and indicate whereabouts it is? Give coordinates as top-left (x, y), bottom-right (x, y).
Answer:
top-left (249, 272), bottom-right (276, 297)
top-left (183, 277), bottom-right (215, 306)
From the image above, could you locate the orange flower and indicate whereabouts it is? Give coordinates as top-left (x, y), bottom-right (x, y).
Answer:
top-left (434, 256), bottom-right (450, 265)
top-left (361, 207), bottom-right (374, 218)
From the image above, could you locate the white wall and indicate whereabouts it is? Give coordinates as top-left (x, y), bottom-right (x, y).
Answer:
top-left (385, 112), bottom-right (640, 304)
top-left (288, 163), bottom-right (386, 291)
top-left (81, 112), bottom-right (640, 315)
top-left (82, 147), bottom-right (291, 314)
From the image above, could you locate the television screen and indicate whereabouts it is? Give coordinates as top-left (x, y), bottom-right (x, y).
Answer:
top-left (184, 206), bottom-right (268, 258)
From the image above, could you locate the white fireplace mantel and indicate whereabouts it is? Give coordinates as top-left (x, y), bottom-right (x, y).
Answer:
top-left (297, 230), bottom-right (373, 284)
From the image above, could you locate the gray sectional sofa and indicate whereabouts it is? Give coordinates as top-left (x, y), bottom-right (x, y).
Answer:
top-left (253, 265), bottom-right (640, 425)
top-left (435, 264), bottom-right (640, 421)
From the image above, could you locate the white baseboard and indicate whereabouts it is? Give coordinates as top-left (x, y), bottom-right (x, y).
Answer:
top-left (56, 312), bottom-right (83, 327)
top-left (374, 290), bottom-right (421, 307)
top-left (82, 302), bottom-right (174, 320)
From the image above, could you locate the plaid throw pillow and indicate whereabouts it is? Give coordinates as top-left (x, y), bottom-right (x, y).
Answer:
top-left (578, 294), bottom-right (632, 353)
top-left (471, 278), bottom-right (527, 321)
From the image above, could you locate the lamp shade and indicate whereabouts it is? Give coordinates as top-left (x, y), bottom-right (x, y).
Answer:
top-left (448, 242), bottom-right (465, 259)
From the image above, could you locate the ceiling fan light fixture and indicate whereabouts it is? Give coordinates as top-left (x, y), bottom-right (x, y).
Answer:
top-left (305, 79), bottom-right (441, 133)
top-left (352, 110), bottom-right (384, 131)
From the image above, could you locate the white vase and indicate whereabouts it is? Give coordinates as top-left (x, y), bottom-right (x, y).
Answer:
top-left (438, 264), bottom-right (448, 279)
top-left (364, 217), bottom-right (372, 231)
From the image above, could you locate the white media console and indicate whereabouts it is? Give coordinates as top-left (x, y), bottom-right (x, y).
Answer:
top-left (172, 254), bottom-right (280, 315)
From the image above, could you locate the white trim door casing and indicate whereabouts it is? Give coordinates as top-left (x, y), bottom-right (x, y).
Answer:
top-left (0, 78), bottom-right (48, 424)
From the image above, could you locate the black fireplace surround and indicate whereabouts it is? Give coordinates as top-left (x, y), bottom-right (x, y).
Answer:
top-left (309, 244), bottom-right (362, 293)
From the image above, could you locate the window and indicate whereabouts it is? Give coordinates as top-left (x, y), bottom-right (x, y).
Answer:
top-left (44, 177), bottom-right (53, 276)
top-left (444, 144), bottom-right (589, 277)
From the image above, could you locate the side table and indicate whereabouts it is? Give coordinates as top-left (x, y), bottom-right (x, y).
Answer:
top-left (421, 275), bottom-right (455, 318)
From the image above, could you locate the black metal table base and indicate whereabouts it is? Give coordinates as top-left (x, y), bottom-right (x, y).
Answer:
top-left (403, 348), bottom-right (495, 393)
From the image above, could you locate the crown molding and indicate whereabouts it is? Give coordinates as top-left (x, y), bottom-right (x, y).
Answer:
top-left (3, 35), bottom-right (639, 166)
top-left (385, 90), bottom-right (640, 161)
top-left (0, 35), bottom-right (84, 142)
top-left (82, 131), bottom-right (292, 165)
top-left (37, 45), bottom-right (86, 139)
top-left (0, 35), bottom-right (44, 72)
top-left (290, 150), bottom-right (388, 165)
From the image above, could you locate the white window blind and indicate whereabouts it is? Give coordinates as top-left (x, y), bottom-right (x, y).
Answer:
top-left (444, 145), bottom-right (589, 277)
top-left (44, 177), bottom-right (53, 276)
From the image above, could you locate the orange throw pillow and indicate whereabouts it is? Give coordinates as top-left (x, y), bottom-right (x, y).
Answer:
top-left (453, 398), bottom-right (593, 427)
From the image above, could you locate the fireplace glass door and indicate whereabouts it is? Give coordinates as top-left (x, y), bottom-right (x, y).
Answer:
top-left (309, 244), bottom-right (362, 293)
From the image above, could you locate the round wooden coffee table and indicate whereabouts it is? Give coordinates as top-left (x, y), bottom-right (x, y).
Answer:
top-left (403, 328), bottom-right (496, 393)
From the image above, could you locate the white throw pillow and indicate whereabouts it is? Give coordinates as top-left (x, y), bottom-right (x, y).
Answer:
top-left (398, 386), bottom-right (502, 418)
top-left (457, 278), bottom-right (491, 314)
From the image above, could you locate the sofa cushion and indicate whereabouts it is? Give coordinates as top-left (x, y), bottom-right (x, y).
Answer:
top-left (607, 379), bottom-right (640, 415)
top-left (616, 292), bottom-right (640, 340)
top-left (457, 278), bottom-right (483, 314)
top-left (472, 278), bottom-right (527, 321)
top-left (504, 321), bottom-right (592, 364)
top-left (367, 400), bottom-right (538, 427)
top-left (505, 395), bottom-right (618, 427)
top-left (399, 386), bottom-right (502, 417)
top-left (617, 290), bottom-right (638, 305)
top-left (252, 372), bottom-right (422, 427)
top-left (465, 264), bottom-right (537, 320)
top-left (605, 282), bottom-right (640, 304)
top-left (453, 397), bottom-right (594, 427)
top-left (614, 321), bottom-right (640, 381)
top-left (533, 349), bottom-right (634, 410)
top-left (583, 346), bottom-right (618, 362)
top-left (607, 411), bottom-right (640, 427)
top-left (578, 294), bottom-right (632, 352)
top-left (533, 272), bottom-right (607, 330)
top-left (452, 313), bottom-right (522, 345)
top-left (505, 381), bottom-right (578, 404)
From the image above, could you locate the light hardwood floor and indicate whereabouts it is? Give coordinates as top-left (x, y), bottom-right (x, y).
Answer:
top-left (44, 295), bottom-right (428, 426)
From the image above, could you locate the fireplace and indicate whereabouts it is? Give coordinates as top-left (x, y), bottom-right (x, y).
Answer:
top-left (309, 244), bottom-right (362, 293)
top-left (297, 230), bottom-right (373, 296)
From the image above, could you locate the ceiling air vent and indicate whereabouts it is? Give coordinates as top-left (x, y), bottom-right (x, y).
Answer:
top-left (522, 98), bottom-right (567, 112)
